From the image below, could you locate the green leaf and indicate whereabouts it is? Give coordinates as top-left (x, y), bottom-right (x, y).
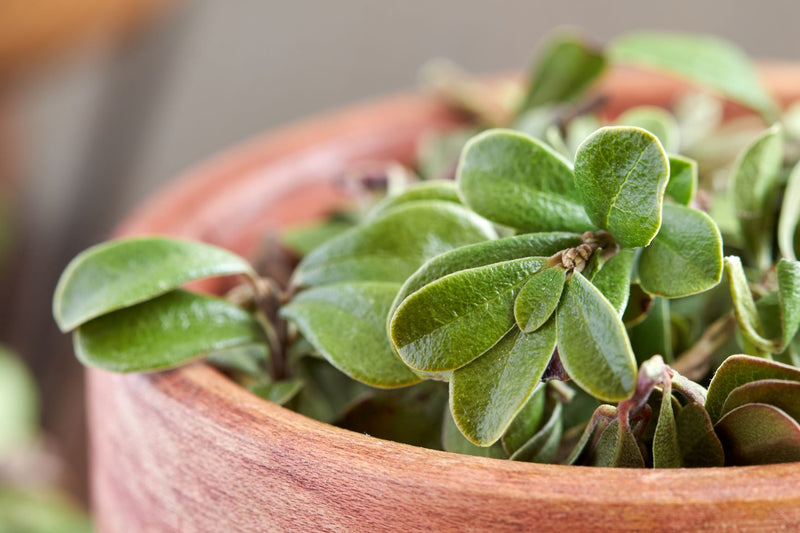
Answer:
top-left (617, 106), bottom-right (680, 153)
top-left (390, 257), bottom-right (546, 373)
top-left (457, 129), bottom-right (593, 233)
top-left (292, 201), bottom-right (495, 287)
top-left (778, 160), bottom-right (800, 261)
top-left (675, 403), bottom-right (725, 467)
top-left (556, 272), bottom-right (637, 402)
top-left (53, 237), bottom-right (255, 332)
top-left (590, 249), bottom-right (635, 316)
top-left (574, 126), bottom-right (669, 248)
top-left (391, 232), bottom-right (582, 316)
top-left (622, 283), bottom-right (655, 327)
top-left (652, 380), bottom-right (681, 468)
top-left (0, 487), bottom-right (93, 533)
top-left (0, 348), bottom-right (38, 454)
top-left (608, 32), bottom-right (779, 120)
top-left (248, 379), bottom-right (304, 406)
top-left (450, 323), bottom-right (556, 445)
top-left (778, 259), bottom-right (800, 351)
top-left (281, 282), bottom-right (419, 388)
top-left (288, 356), bottom-right (371, 424)
top-left (665, 155), bottom-right (698, 206)
top-left (442, 408), bottom-right (507, 458)
top-left (724, 256), bottom-right (774, 353)
top-left (417, 128), bottom-right (477, 180)
top-left (565, 115), bottom-right (601, 158)
top-left (514, 267), bottom-right (566, 333)
top-left (520, 32), bottom-right (606, 111)
top-left (721, 379), bottom-right (800, 422)
top-left (509, 401), bottom-right (564, 463)
top-left (73, 290), bottom-right (262, 372)
top-left (637, 204), bottom-right (723, 297)
top-left (282, 218), bottom-right (356, 257)
top-left (588, 419), bottom-right (645, 468)
top-left (715, 403), bottom-right (800, 465)
top-left (731, 124), bottom-right (784, 270)
top-left (706, 354), bottom-right (800, 422)
top-left (207, 344), bottom-right (269, 379)
top-left (502, 385), bottom-right (547, 455)
top-left (368, 180), bottom-right (461, 221)
top-left (629, 297), bottom-right (673, 364)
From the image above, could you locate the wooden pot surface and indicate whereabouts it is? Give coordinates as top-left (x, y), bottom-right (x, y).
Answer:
top-left (91, 67), bottom-right (800, 532)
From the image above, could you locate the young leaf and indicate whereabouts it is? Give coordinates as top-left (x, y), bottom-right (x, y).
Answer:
top-left (724, 256), bottom-right (774, 353)
top-left (509, 401), bottom-right (564, 463)
top-left (457, 129), bottom-right (593, 233)
top-left (502, 386), bottom-right (547, 455)
top-left (637, 204), bottom-right (723, 297)
top-left (281, 282), bottom-right (420, 388)
top-left (675, 403), bottom-right (725, 467)
top-left (514, 267), bottom-right (566, 333)
top-left (73, 290), bottom-right (262, 372)
top-left (665, 155), bottom-right (698, 206)
top-left (520, 32), bottom-right (606, 111)
top-left (556, 272), bottom-right (637, 402)
top-left (778, 161), bottom-right (800, 261)
top-left (652, 381), bottom-right (681, 468)
top-left (721, 379), bottom-right (800, 422)
top-left (715, 403), bottom-right (800, 465)
top-left (574, 126), bottom-right (669, 248)
top-left (53, 237), bottom-right (255, 332)
top-left (706, 355), bottom-right (800, 422)
top-left (291, 201), bottom-right (495, 287)
top-left (390, 257), bottom-right (546, 373)
top-left (589, 249), bottom-right (635, 316)
top-left (391, 232), bottom-right (582, 316)
top-left (450, 323), bottom-right (556, 445)
top-left (442, 408), bottom-right (507, 458)
top-left (617, 106), bottom-right (680, 153)
top-left (367, 180), bottom-right (461, 221)
top-left (588, 419), bottom-right (645, 468)
top-left (608, 32), bottom-right (779, 120)
top-left (731, 124), bottom-right (784, 270)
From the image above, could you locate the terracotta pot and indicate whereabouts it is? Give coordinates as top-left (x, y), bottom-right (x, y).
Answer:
top-left (91, 66), bottom-right (800, 532)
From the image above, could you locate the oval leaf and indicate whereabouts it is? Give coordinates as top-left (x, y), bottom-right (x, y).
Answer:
top-left (778, 160), bottom-right (800, 261)
top-left (514, 267), bottom-right (566, 333)
top-left (367, 180), bottom-right (461, 221)
top-left (665, 155), bottom-right (698, 206)
top-left (556, 272), bottom-right (637, 402)
top-left (502, 386), bottom-right (547, 455)
top-left (450, 323), bottom-right (556, 445)
top-left (778, 259), bottom-right (800, 351)
top-left (390, 257), bottom-right (546, 373)
top-left (73, 290), bottom-right (262, 372)
top-left (590, 249), bottom-right (635, 316)
top-left (292, 201), bottom-right (495, 287)
top-left (715, 403), bottom-right (800, 465)
top-left (724, 256), bottom-right (775, 353)
top-left (706, 354), bottom-right (800, 422)
top-left (617, 106), bottom-right (680, 153)
top-left (441, 408), bottom-right (507, 458)
top-left (675, 403), bottom-right (725, 467)
top-left (574, 126), bottom-right (669, 248)
top-left (721, 379), bottom-right (800, 422)
top-left (281, 282), bottom-right (420, 388)
top-left (637, 204), bottom-right (723, 297)
top-left (53, 237), bottom-right (255, 332)
top-left (457, 129), bottom-right (593, 233)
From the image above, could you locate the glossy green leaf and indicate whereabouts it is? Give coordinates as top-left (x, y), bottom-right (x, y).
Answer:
top-left (450, 323), bottom-right (556, 445)
top-left (53, 237), bottom-right (255, 332)
top-left (73, 290), bottom-right (262, 372)
top-left (665, 155), bottom-right (698, 205)
top-left (514, 268), bottom-right (566, 333)
top-left (281, 282), bottom-right (419, 388)
top-left (0, 348), bottom-right (38, 454)
top-left (609, 32), bottom-right (779, 120)
top-left (715, 403), bottom-right (800, 465)
top-left (509, 401), bottom-right (564, 463)
top-left (778, 259), bottom-right (800, 351)
top-left (391, 232), bottom-right (582, 316)
top-left (675, 403), bottom-right (725, 467)
top-left (390, 257), bottom-right (546, 373)
top-left (441, 408), bottom-right (507, 458)
top-left (457, 129), bottom-right (593, 233)
top-left (368, 180), bottom-right (461, 221)
top-left (706, 355), bottom-right (800, 422)
top-left (721, 379), bottom-right (800, 422)
top-left (778, 161), bottom-right (800, 261)
top-left (502, 385), bottom-right (547, 455)
top-left (724, 256), bottom-right (774, 353)
top-left (617, 106), bottom-right (680, 153)
top-left (574, 126), bottom-right (669, 248)
top-left (731, 124), bottom-right (784, 269)
top-left (248, 379), bottom-right (304, 406)
top-left (556, 272), bottom-right (637, 402)
top-left (292, 201), bottom-right (495, 287)
top-left (520, 32), bottom-right (606, 111)
top-left (652, 381), bottom-right (681, 468)
top-left (637, 204), bottom-right (723, 297)
top-left (590, 249), bottom-right (635, 316)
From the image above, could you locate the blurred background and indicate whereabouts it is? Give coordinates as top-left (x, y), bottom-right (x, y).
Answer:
top-left (0, 0), bottom-right (798, 521)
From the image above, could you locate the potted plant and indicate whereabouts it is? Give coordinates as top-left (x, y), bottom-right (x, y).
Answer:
top-left (54, 32), bottom-right (800, 531)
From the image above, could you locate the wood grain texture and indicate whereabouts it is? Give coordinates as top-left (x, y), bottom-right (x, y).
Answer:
top-left (91, 68), bottom-right (800, 532)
